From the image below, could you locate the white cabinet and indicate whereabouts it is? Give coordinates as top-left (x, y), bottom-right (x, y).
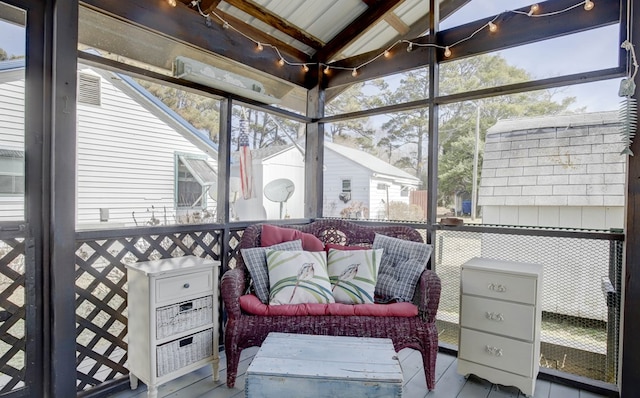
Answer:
top-left (126, 256), bottom-right (220, 398)
top-left (457, 257), bottom-right (543, 397)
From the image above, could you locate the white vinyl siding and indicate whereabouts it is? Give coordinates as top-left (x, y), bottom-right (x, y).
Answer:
top-left (75, 67), bottom-right (214, 228)
top-left (0, 76), bottom-right (25, 221)
top-left (322, 151), bottom-right (371, 218)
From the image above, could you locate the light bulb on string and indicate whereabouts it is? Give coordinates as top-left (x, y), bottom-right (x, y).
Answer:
top-left (584, 0), bottom-right (594, 10)
top-left (222, 21), bottom-right (230, 29)
top-left (277, 58), bottom-right (285, 67)
top-left (256, 43), bottom-right (263, 51)
top-left (167, 0), bottom-right (177, 7)
top-left (384, 49), bottom-right (391, 58)
top-left (302, 64), bottom-right (309, 72)
top-left (528, 4), bottom-right (539, 16)
top-left (444, 46), bottom-right (452, 58)
top-left (352, 68), bottom-right (358, 77)
top-left (407, 42), bottom-right (413, 52)
top-left (324, 65), bottom-right (330, 74)
top-left (488, 21), bottom-right (497, 32)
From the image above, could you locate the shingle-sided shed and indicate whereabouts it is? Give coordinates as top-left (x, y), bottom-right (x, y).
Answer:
top-left (478, 111), bottom-right (626, 230)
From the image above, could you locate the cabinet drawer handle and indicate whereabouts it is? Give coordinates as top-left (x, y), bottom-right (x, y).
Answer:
top-left (183, 283), bottom-right (190, 289)
top-left (485, 345), bottom-right (503, 357)
top-left (488, 283), bottom-right (507, 293)
top-left (485, 311), bottom-right (504, 321)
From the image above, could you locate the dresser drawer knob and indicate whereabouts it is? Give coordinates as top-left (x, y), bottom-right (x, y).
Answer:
top-left (485, 345), bottom-right (503, 357)
top-left (485, 311), bottom-right (504, 321)
top-left (183, 283), bottom-right (190, 289)
top-left (488, 283), bottom-right (507, 293)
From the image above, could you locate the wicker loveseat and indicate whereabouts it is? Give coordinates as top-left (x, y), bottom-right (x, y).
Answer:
top-left (221, 219), bottom-right (441, 390)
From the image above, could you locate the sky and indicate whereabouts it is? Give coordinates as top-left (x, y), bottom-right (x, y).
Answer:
top-left (0, 0), bottom-right (628, 111)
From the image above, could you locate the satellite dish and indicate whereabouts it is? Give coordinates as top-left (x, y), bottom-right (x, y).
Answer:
top-left (264, 178), bottom-right (295, 218)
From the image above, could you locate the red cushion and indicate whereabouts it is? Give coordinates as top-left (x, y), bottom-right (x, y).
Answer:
top-left (324, 243), bottom-right (368, 252)
top-left (261, 224), bottom-right (325, 251)
top-left (239, 294), bottom-right (418, 317)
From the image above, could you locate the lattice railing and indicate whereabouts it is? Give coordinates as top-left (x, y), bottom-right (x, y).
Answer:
top-left (0, 237), bottom-right (26, 394)
top-left (74, 226), bottom-right (230, 392)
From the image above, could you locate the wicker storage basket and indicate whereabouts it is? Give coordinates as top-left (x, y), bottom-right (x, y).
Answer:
top-left (156, 328), bottom-right (213, 377)
top-left (156, 295), bottom-right (213, 340)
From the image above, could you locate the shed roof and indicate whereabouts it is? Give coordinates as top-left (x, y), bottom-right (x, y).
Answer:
top-left (479, 111), bottom-right (625, 208)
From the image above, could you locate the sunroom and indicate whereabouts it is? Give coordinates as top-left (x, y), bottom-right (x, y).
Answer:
top-left (0, 0), bottom-right (638, 397)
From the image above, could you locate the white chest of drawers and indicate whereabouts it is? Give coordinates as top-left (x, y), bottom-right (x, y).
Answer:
top-left (126, 256), bottom-right (220, 398)
top-left (457, 257), bottom-right (543, 397)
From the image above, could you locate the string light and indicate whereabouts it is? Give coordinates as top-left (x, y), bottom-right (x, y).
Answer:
top-left (167, 0), bottom-right (177, 7)
top-left (187, 0), bottom-right (598, 79)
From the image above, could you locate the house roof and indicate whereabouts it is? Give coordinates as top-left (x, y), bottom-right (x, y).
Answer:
top-left (479, 111), bottom-right (625, 208)
top-left (111, 71), bottom-right (219, 157)
top-left (487, 111), bottom-right (620, 135)
top-left (325, 141), bottom-right (420, 184)
top-left (237, 140), bottom-right (420, 185)
top-left (0, 58), bottom-right (24, 82)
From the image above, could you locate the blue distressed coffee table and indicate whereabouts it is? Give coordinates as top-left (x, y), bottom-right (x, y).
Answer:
top-left (245, 332), bottom-right (403, 398)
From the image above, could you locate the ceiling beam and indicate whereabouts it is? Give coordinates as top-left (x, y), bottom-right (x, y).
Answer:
top-left (384, 12), bottom-right (410, 35)
top-left (314, 0), bottom-right (406, 63)
top-left (214, 9), bottom-right (311, 60)
top-left (223, 0), bottom-right (324, 50)
top-left (200, 0), bottom-right (222, 14)
top-left (80, 0), bottom-right (311, 87)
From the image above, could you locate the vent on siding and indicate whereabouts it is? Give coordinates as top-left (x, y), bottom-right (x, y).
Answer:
top-left (78, 73), bottom-right (101, 105)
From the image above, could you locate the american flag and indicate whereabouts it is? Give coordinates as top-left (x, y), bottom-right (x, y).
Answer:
top-left (239, 118), bottom-right (254, 199)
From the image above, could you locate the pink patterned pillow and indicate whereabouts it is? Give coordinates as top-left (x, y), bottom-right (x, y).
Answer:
top-left (261, 224), bottom-right (324, 251)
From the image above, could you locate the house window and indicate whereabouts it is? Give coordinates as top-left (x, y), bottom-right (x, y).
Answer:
top-left (339, 179), bottom-right (351, 203)
top-left (78, 72), bottom-right (101, 105)
top-left (400, 186), bottom-right (409, 197)
top-left (342, 179), bottom-right (351, 192)
top-left (176, 154), bottom-right (217, 208)
top-left (0, 149), bottom-right (24, 195)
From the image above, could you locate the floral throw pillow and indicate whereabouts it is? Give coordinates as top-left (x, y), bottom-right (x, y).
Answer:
top-left (327, 248), bottom-right (383, 304)
top-left (373, 233), bottom-right (432, 303)
top-left (241, 239), bottom-right (303, 303)
top-left (266, 250), bottom-right (334, 305)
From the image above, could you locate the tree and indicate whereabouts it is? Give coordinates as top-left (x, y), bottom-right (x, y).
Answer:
top-left (362, 54), bottom-right (576, 207)
top-left (324, 80), bottom-right (385, 151)
top-left (136, 80), bottom-right (221, 143)
top-left (0, 48), bottom-right (7, 61)
top-left (435, 54), bottom-right (577, 206)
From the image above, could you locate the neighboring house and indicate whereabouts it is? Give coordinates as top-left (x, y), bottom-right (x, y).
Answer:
top-left (478, 111), bottom-right (625, 230)
top-left (230, 141), bottom-right (422, 221)
top-left (477, 111), bottom-right (626, 323)
top-left (323, 141), bottom-right (422, 219)
top-left (0, 59), bottom-right (219, 228)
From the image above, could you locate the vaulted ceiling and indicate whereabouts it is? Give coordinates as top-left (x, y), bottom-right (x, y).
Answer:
top-left (72, 0), bottom-right (619, 111)
top-left (78, 0), bottom-right (467, 90)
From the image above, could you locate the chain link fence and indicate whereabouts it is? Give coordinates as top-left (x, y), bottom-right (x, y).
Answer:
top-left (433, 228), bottom-right (622, 384)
